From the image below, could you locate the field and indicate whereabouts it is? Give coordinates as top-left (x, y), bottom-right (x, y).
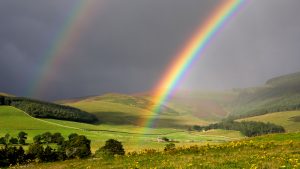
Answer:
top-left (238, 111), bottom-right (300, 132)
top-left (15, 133), bottom-right (300, 169)
top-left (0, 106), bottom-right (243, 152)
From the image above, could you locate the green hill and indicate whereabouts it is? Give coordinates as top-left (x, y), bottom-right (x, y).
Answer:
top-left (0, 106), bottom-right (243, 152)
top-left (0, 92), bottom-right (14, 97)
top-left (64, 93), bottom-right (210, 128)
top-left (0, 96), bottom-right (97, 123)
top-left (228, 72), bottom-right (300, 118)
top-left (237, 111), bottom-right (300, 133)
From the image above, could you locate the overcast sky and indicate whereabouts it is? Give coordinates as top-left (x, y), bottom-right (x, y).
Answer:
top-left (1, 0), bottom-right (300, 100)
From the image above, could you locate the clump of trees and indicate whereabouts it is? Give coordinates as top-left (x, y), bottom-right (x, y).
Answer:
top-left (95, 139), bottom-right (125, 159)
top-left (0, 132), bottom-right (92, 167)
top-left (0, 132), bottom-right (28, 145)
top-left (0, 96), bottom-right (98, 123)
top-left (192, 120), bottom-right (285, 137)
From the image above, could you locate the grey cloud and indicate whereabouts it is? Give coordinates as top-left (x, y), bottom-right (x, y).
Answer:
top-left (0, 0), bottom-right (300, 100)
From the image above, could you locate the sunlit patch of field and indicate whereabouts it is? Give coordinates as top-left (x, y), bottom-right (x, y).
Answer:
top-left (0, 106), bottom-right (243, 152)
top-left (65, 95), bottom-right (210, 128)
top-left (237, 111), bottom-right (300, 132)
top-left (16, 133), bottom-right (300, 169)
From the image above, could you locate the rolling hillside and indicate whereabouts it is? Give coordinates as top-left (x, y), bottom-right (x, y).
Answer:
top-left (237, 111), bottom-right (300, 133)
top-left (0, 96), bottom-right (97, 123)
top-left (228, 72), bottom-right (300, 118)
top-left (64, 93), bottom-right (210, 128)
top-left (0, 106), bottom-right (243, 152)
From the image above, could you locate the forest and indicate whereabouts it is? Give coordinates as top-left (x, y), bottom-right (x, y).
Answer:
top-left (0, 96), bottom-right (98, 123)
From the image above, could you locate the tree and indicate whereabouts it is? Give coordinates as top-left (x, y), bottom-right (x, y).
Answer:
top-left (4, 134), bottom-right (10, 145)
top-left (42, 132), bottom-right (52, 144)
top-left (52, 132), bottom-right (64, 145)
top-left (18, 131), bottom-right (28, 145)
top-left (9, 137), bottom-right (18, 144)
top-left (33, 134), bottom-right (43, 144)
top-left (97, 139), bottom-right (125, 156)
top-left (68, 133), bottom-right (78, 140)
top-left (42, 146), bottom-right (58, 162)
top-left (27, 143), bottom-right (44, 161)
top-left (0, 96), bottom-right (4, 105)
top-left (64, 134), bottom-right (91, 159)
top-left (0, 137), bottom-right (6, 144)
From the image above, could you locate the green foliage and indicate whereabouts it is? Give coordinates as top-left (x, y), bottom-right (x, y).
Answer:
top-left (27, 143), bottom-right (44, 161)
top-left (9, 137), bottom-right (18, 144)
top-left (97, 139), bottom-right (125, 156)
top-left (193, 120), bottom-right (285, 137)
top-left (229, 72), bottom-right (300, 119)
top-left (161, 137), bottom-right (170, 142)
top-left (2, 96), bottom-right (97, 123)
top-left (52, 132), bottom-right (65, 145)
top-left (164, 143), bottom-right (176, 152)
top-left (18, 131), bottom-right (27, 145)
top-left (0, 146), bottom-right (25, 167)
top-left (62, 134), bottom-right (91, 159)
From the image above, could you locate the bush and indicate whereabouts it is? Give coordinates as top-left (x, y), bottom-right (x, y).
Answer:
top-left (97, 139), bottom-right (125, 156)
top-left (164, 143), bottom-right (176, 152)
top-left (63, 134), bottom-right (91, 159)
top-left (27, 143), bottom-right (44, 161)
top-left (18, 131), bottom-right (28, 145)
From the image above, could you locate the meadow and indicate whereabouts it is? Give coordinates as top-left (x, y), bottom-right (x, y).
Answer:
top-left (14, 133), bottom-right (300, 169)
top-left (0, 106), bottom-right (243, 152)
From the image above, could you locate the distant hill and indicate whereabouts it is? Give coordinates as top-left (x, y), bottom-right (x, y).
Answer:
top-left (228, 72), bottom-right (300, 118)
top-left (64, 93), bottom-right (210, 128)
top-left (0, 96), bottom-right (97, 123)
top-left (0, 92), bottom-right (14, 97)
top-left (237, 111), bottom-right (300, 133)
top-left (166, 91), bottom-right (236, 121)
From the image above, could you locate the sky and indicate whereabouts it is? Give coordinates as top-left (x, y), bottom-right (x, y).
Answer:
top-left (1, 0), bottom-right (300, 100)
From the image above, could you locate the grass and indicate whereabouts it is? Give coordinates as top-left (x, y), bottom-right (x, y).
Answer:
top-left (65, 96), bottom-right (210, 128)
top-left (0, 106), bottom-right (243, 152)
top-left (238, 111), bottom-right (300, 132)
top-left (15, 132), bottom-right (300, 169)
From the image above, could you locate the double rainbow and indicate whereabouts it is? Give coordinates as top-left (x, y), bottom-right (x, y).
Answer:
top-left (29, 0), bottom-right (246, 130)
top-left (142, 0), bottom-right (246, 129)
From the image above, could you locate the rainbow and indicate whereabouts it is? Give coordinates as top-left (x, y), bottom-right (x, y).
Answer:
top-left (28, 0), bottom-right (101, 98)
top-left (142, 0), bottom-right (246, 129)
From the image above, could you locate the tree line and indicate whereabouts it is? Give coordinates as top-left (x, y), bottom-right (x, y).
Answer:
top-left (230, 103), bottom-right (300, 120)
top-left (0, 96), bottom-right (98, 123)
top-left (192, 120), bottom-right (285, 137)
top-left (0, 132), bottom-right (125, 167)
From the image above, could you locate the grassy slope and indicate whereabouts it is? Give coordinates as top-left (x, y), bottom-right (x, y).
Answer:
top-left (237, 111), bottom-right (300, 132)
top-left (65, 93), bottom-right (211, 128)
top-left (16, 132), bottom-right (300, 169)
top-left (166, 91), bottom-right (237, 121)
top-left (0, 92), bottom-right (14, 97)
top-left (228, 72), bottom-right (300, 118)
top-left (0, 106), bottom-right (243, 152)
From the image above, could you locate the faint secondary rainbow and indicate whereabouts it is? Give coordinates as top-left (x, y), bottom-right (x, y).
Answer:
top-left (142, 0), bottom-right (246, 129)
top-left (28, 0), bottom-right (100, 98)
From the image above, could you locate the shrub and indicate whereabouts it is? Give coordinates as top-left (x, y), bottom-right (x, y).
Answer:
top-left (64, 134), bottom-right (91, 159)
top-left (18, 131), bottom-right (28, 145)
top-left (97, 139), bottom-right (125, 156)
top-left (164, 143), bottom-right (176, 152)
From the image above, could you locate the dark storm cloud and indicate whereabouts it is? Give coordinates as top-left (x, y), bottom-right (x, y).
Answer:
top-left (182, 0), bottom-right (300, 90)
top-left (1, 0), bottom-right (300, 100)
